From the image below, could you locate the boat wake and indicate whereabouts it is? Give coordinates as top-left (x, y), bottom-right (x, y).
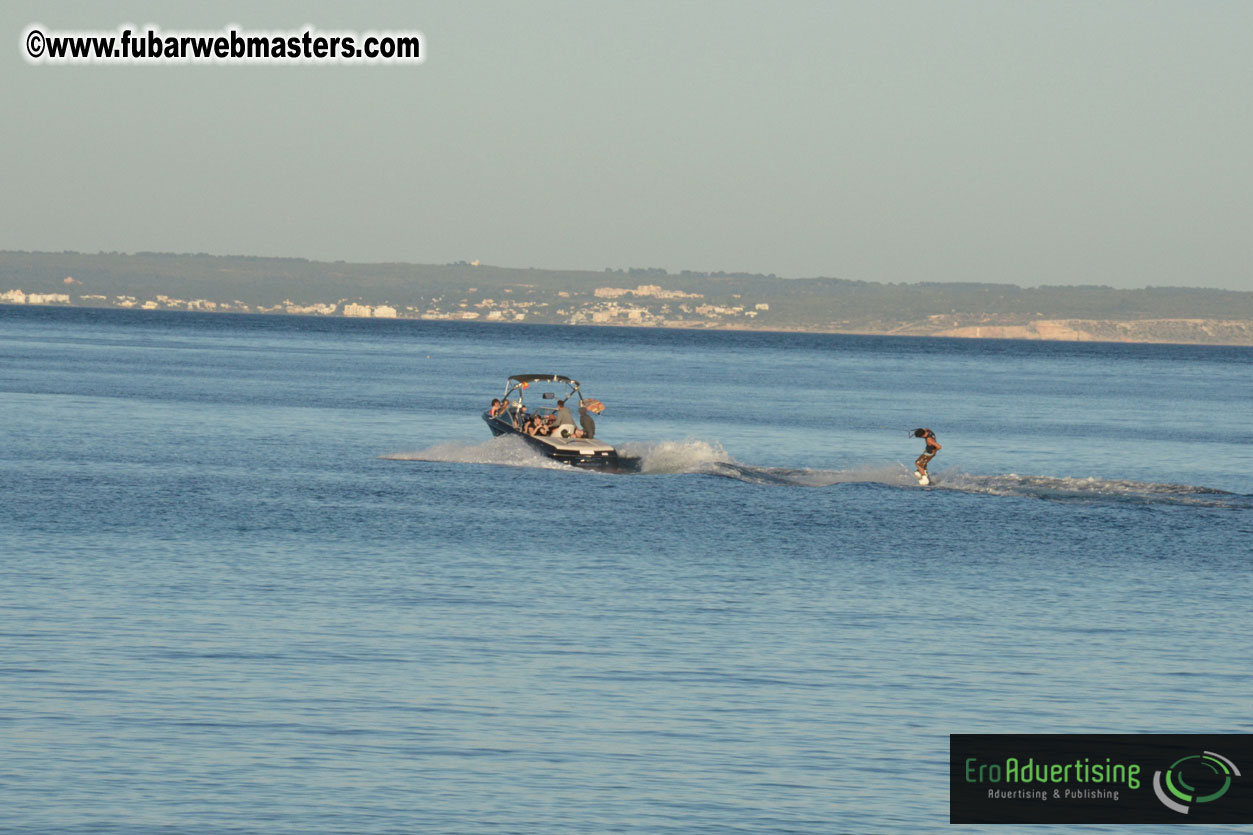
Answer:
top-left (632, 441), bottom-right (1247, 507)
top-left (384, 437), bottom-right (1249, 508)
top-left (381, 435), bottom-right (571, 470)
top-left (932, 472), bottom-right (1247, 508)
top-left (609, 440), bottom-right (1249, 508)
top-left (617, 439), bottom-right (910, 486)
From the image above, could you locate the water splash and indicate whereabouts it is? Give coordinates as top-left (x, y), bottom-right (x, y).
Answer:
top-left (616, 438), bottom-right (733, 474)
top-left (613, 439), bottom-right (914, 486)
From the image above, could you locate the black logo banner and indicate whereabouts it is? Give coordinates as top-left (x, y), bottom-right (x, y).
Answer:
top-left (951, 734), bottom-right (1253, 824)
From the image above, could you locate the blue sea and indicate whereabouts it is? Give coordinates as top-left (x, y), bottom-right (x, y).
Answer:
top-left (2, 305), bottom-right (1250, 834)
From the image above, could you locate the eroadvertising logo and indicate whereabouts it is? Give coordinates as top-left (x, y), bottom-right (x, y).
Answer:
top-left (1153, 751), bottom-right (1242, 815)
top-left (950, 735), bottom-right (1253, 824)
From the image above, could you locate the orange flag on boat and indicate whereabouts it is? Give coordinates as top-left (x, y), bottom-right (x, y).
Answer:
top-left (582, 398), bottom-right (605, 414)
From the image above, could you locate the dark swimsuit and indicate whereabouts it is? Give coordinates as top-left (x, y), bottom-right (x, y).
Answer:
top-left (917, 434), bottom-right (938, 469)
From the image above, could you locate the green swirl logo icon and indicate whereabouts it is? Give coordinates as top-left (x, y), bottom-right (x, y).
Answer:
top-left (1153, 751), bottom-right (1241, 814)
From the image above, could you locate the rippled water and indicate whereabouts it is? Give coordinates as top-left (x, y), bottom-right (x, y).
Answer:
top-left (2, 306), bottom-right (1250, 833)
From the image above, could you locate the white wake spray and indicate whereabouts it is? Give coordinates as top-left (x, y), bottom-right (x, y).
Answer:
top-left (380, 434), bottom-right (570, 470)
top-left (616, 438), bottom-right (732, 474)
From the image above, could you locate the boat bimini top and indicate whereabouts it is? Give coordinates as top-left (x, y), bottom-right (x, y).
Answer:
top-left (501, 374), bottom-right (583, 410)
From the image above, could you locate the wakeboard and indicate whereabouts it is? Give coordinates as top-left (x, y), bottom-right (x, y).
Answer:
top-left (914, 470), bottom-right (932, 487)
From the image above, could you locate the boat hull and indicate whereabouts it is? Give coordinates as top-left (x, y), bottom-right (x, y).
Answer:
top-left (483, 413), bottom-right (637, 471)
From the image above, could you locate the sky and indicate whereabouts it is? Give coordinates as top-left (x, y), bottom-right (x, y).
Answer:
top-left (3, 1), bottom-right (1251, 290)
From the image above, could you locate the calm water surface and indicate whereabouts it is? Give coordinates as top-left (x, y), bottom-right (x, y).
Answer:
top-left (2, 306), bottom-right (1250, 833)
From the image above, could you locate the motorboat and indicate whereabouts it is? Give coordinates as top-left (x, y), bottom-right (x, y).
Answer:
top-left (483, 374), bottom-right (637, 471)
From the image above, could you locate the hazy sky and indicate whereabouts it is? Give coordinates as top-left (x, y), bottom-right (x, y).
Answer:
top-left (4, 1), bottom-right (1251, 289)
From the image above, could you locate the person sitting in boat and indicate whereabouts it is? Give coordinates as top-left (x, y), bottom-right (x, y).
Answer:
top-left (527, 414), bottom-right (550, 436)
top-left (488, 398), bottom-right (506, 418)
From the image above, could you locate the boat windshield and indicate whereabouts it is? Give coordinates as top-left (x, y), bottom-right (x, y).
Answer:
top-left (500, 375), bottom-right (582, 412)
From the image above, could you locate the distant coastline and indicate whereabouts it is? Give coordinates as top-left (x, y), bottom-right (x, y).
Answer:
top-left (3, 250), bottom-right (1251, 346)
